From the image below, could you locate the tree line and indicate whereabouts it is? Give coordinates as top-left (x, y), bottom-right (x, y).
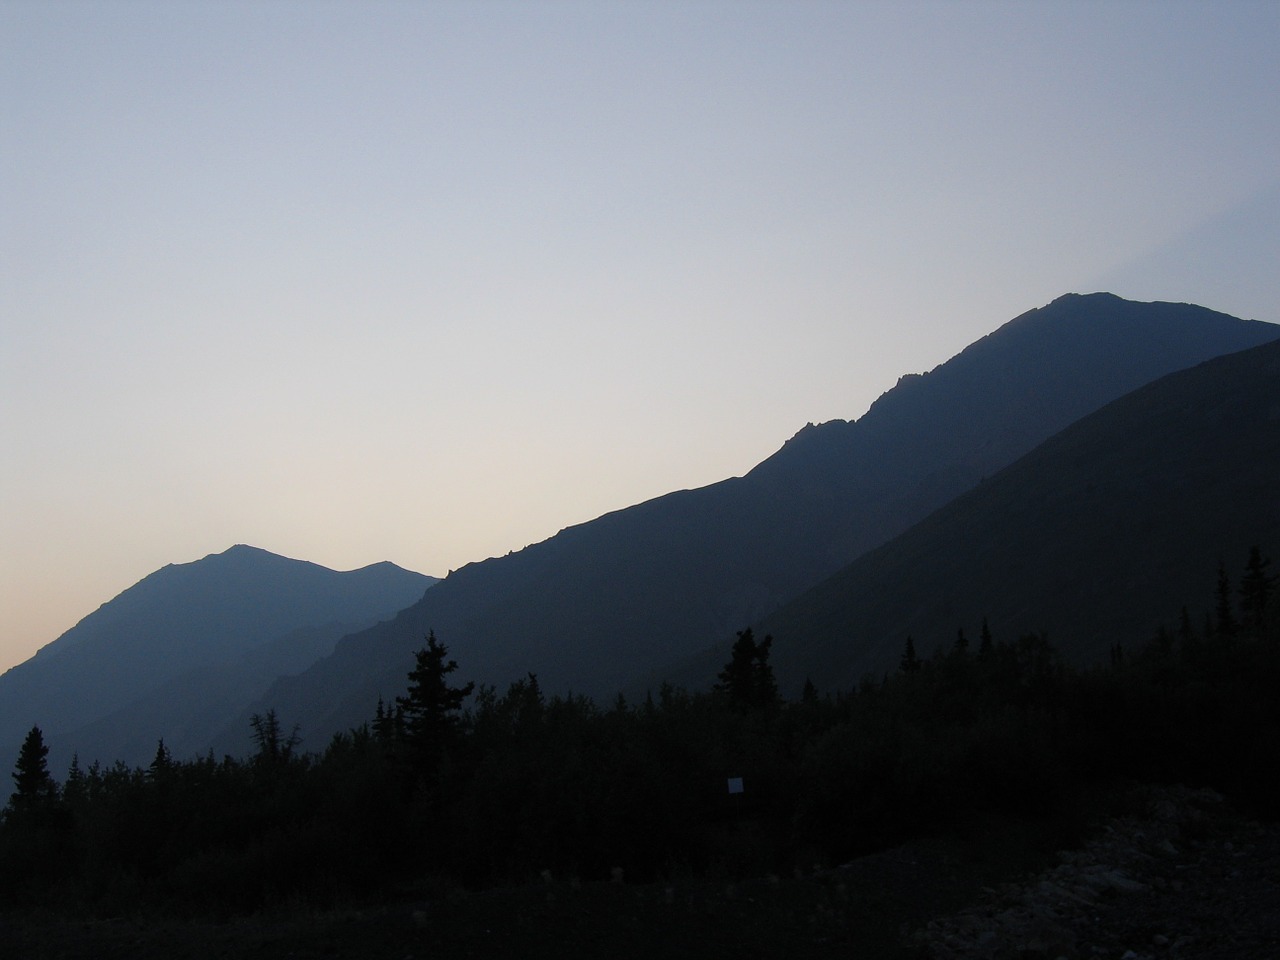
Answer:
top-left (2, 548), bottom-right (1276, 916)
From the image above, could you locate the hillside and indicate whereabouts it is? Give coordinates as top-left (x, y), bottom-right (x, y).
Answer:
top-left (743, 336), bottom-right (1280, 692)
top-left (246, 294), bottom-right (1279, 746)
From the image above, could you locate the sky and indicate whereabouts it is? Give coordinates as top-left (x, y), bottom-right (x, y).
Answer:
top-left (2, 1), bottom-right (1278, 674)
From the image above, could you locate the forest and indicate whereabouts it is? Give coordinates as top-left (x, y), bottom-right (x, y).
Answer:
top-left (2, 548), bottom-right (1277, 920)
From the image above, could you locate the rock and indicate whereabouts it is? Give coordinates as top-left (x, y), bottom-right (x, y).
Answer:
top-left (910, 784), bottom-right (1280, 960)
top-left (1098, 870), bottom-right (1149, 894)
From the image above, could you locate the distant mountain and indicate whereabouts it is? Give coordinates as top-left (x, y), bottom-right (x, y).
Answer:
top-left (0, 545), bottom-right (435, 773)
top-left (722, 335), bottom-right (1280, 692)
top-left (247, 294), bottom-right (1279, 746)
top-left (61, 617), bottom-right (396, 771)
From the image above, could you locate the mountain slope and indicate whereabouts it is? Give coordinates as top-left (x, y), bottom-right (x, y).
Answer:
top-left (747, 336), bottom-right (1280, 692)
top-left (0, 545), bottom-right (435, 771)
top-left (251, 294), bottom-right (1279, 745)
top-left (61, 616), bottom-right (396, 769)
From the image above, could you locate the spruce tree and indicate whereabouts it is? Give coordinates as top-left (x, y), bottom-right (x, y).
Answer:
top-left (801, 677), bottom-right (819, 704)
top-left (9, 725), bottom-right (57, 814)
top-left (978, 618), bottom-right (994, 659)
top-left (753, 633), bottom-right (778, 706)
top-left (1239, 545), bottom-right (1275, 635)
top-left (716, 628), bottom-right (778, 711)
top-left (373, 696), bottom-right (404, 744)
top-left (1178, 606), bottom-right (1195, 647)
top-left (899, 635), bottom-right (921, 673)
top-left (63, 753), bottom-right (87, 809)
top-left (717, 629), bottom-right (758, 706)
top-left (1215, 561), bottom-right (1238, 639)
top-left (249, 709), bottom-right (300, 767)
top-left (396, 631), bottom-right (474, 764)
top-left (149, 739), bottom-right (173, 778)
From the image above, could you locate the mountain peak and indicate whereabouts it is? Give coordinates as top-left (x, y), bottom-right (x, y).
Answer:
top-left (224, 543), bottom-right (268, 555)
top-left (206, 544), bottom-right (296, 565)
top-left (1048, 291), bottom-right (1117, 304)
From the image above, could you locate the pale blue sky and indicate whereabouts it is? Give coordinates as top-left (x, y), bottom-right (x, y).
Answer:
top-left (3, 1), bottom-right (1278, 672)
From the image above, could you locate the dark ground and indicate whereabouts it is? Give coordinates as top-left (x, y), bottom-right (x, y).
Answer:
top-left (3, 784), bottom-right (1275, 959)
top-left (914, 783), bottom-right (1280, 960)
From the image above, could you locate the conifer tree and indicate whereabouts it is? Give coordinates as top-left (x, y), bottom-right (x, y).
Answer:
top-left (718, 629), bottom-right (757, 704)
top-left (9, 725), bottom-right (57, 814)
top-left (1239, 545), bottom-right (1275, 635)
top-left (149, 739), bottom-right (173, 778)
top-left (1178, 606), bottom-right (1195, 647)
top-left (899, 635), bottom-right (921, 673)
top-left (396, 631), bottom-right (474, 764)
top-left (63, 753), bottom-right (87, 809)
top-left (801, 677), bottom-right (819, 704)
top-left (978, 618), bottom-right (994, 659)
top-left (1215, 561), bottom-right (1238, 639)
top-left (753, 633), bottom-right (778, 706)
top-left (716, 628), bottom-right (778, 711)
top-left (500, 673), bottom-right (545, 732)
top-left (373, 697), bottom-right (403, 744)
top-left (249, 709), bottom-right (301, 767)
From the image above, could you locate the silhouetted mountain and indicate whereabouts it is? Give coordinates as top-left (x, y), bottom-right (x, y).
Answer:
top-left (249, 294), bottom-right (1278, 745)
top-left (731, 336), bottom-right (1280, 693)
top-left (62, 617), bottom-right (395, 770)
top-left (0, 545), bottom-right (434, 773)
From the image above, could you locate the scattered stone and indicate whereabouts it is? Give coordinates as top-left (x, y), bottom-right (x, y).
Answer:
top-left (911, 784), bottom-right (1280, 960)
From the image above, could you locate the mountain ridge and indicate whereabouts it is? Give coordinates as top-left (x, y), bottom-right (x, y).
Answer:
top-left (744, 335), bottom-right (1280, 692)
top-left (243, 294), bottom-right (1279, 749)
top-left (13, 294), bottom-right (1277, 769)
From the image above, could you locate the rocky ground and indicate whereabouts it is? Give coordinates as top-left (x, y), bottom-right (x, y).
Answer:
top-left (910, 784), bottom-right (1280, 960)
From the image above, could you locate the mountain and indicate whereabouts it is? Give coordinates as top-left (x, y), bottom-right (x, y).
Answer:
top-left (246, 294), bottom-right (1279, 746)
top-left (0, 545), bottom-right (435, 773)
top-left (60, 618), bottom-right (395, 771)
top-left (734, 335), bottom-right (1280, 692)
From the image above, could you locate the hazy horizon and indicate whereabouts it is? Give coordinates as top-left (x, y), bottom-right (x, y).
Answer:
top-left (3, 1), bottom-right (1279, 673)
